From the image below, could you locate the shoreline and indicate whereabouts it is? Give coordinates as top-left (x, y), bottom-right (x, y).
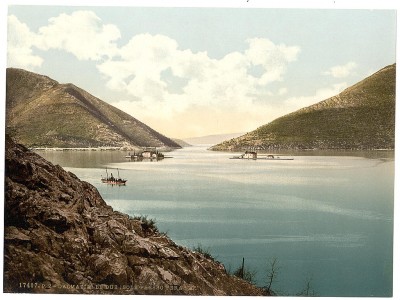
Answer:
top-left (32, 147), bottom-right (128, 151)
top-left (31, 146), bottom-right (180, 152)
top-left (209, 148), bottom-right (395, 152)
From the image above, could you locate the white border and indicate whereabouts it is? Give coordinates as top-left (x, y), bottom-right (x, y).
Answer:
top-left (0, 1), bottom-right (398, 300)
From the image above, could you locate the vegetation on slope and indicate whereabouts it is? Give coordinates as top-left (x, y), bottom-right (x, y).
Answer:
top-left (6, 68), bottom-right (180, 149)
top-left (211, 64), bottom-right (395, 151)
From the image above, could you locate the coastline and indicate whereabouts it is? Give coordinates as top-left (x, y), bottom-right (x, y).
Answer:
top-left (31, 146), bottom-right (180, 152)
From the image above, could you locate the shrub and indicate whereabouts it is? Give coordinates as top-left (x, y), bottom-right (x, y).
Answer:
top-left (133, 215), bottom-right (158, 233)
top-left (192, 243), bottom-right (214, 260)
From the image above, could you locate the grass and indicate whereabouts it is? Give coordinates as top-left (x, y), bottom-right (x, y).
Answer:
top-left (6, 68), bottom-right (181, 149)
top-left (233, 265), bottom-right (257, 284)
top-left (211, 64), bottom-right (395, 151)
top-left (133, 215), bottom-right (158, 233)
top-left (192, 243), bottom-right (214, 260)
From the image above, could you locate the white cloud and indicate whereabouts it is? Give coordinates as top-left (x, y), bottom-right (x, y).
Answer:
top-left (7, 15), bottom-right (43, 70)
top-left (97, 33), bottom-right (301, 116)
top-left (102, 34), bottom-right (302, 138)
top-left (98, 33), bottom-right (181, 105)
top-left (35, 11), bottom-right (121, 61)
top-left (323, 62), bottom-right (357, 78)
top-left (278, 87), bottom-right (288, 96)
top-left (245, 38), bottom-right (300, 84)
top-left (7, 11), bottom-right (121, 68)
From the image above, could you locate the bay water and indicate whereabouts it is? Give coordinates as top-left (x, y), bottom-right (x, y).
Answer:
top-left (37, 146), bottom-right (394, 296)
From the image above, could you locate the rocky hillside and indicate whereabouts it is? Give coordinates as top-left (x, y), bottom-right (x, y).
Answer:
top-left (3, 136), bottom-right (262, 295)
top-left (6, 68), bottom-right (180, 149)
top-left (211, 64), bottom-right (396, 151)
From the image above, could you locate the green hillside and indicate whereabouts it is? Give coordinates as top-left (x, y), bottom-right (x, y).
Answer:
top-left (6, 68), bottom-right (180, 149)
top-left (211, 64), bottom-right (396, 151)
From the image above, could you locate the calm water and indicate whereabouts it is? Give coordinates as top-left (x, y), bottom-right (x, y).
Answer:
top-left (37, 146), bottom-right (394, 297)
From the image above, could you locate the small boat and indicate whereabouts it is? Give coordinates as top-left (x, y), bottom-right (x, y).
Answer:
top-left (101, 168), bottom-right (127, 185)
top-left (230, 151), bottom-right (294, 161)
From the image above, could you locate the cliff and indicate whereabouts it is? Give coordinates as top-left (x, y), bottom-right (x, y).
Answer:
top-left (3, 136), bottom-right (262, 295)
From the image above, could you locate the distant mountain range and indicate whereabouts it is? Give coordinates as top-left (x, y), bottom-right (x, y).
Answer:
top-left (172, 138), bottom-right (192, 147)
top-left (6, 68), bottom-right (180, 149)
top-left (211, 64), bottom-right (396, 151)
top-left (183, 133), bottom-right (245, 145)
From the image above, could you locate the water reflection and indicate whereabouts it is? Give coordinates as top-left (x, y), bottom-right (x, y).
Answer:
top-left (34, 150), bottom-right (130, 168)
top-left (244, 149), bottom-right (394, 159)
top-left (36, 148), bottom-right (394, 169)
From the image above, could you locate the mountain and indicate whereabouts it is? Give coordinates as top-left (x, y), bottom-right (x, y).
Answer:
top-left (6, 68), bottom-right (180, 149)
top-left (4, 135), bottom-right (263, 295)
top-left (211, 64), bottom-right (396, 151)
top-left (172, 138), bottom-right (192, 147)
top-left (183, 132), bottom-right (245, 145)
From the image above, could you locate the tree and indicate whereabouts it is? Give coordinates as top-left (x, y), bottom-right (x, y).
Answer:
top-left (233, 257), bottom-right (257, 284)
top-left (296, 275), bottom-right (317, 296)
top-left (264, 257), bottom-right (280, 295)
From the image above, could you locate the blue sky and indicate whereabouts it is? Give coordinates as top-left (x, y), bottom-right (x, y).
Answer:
top-left (6, 3), bottom-right (397, 138)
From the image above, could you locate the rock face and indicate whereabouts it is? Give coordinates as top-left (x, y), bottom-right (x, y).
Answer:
top-left (3, 136), bottom-right (262, 295)
top-left (211, 64), bottom-right (396, 151)
top-left (6, 68), bottom-right (180, 149)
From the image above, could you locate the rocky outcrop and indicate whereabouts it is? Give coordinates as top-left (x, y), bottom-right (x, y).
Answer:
top-left (3, 136), bottom-right (262, 295)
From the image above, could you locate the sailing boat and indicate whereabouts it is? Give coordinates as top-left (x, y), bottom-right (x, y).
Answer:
top-left (101, 168), bottom-right (127, 185)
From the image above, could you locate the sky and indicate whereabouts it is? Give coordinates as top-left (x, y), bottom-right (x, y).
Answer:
top-left (4, 2), bottom-right (397, 139)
